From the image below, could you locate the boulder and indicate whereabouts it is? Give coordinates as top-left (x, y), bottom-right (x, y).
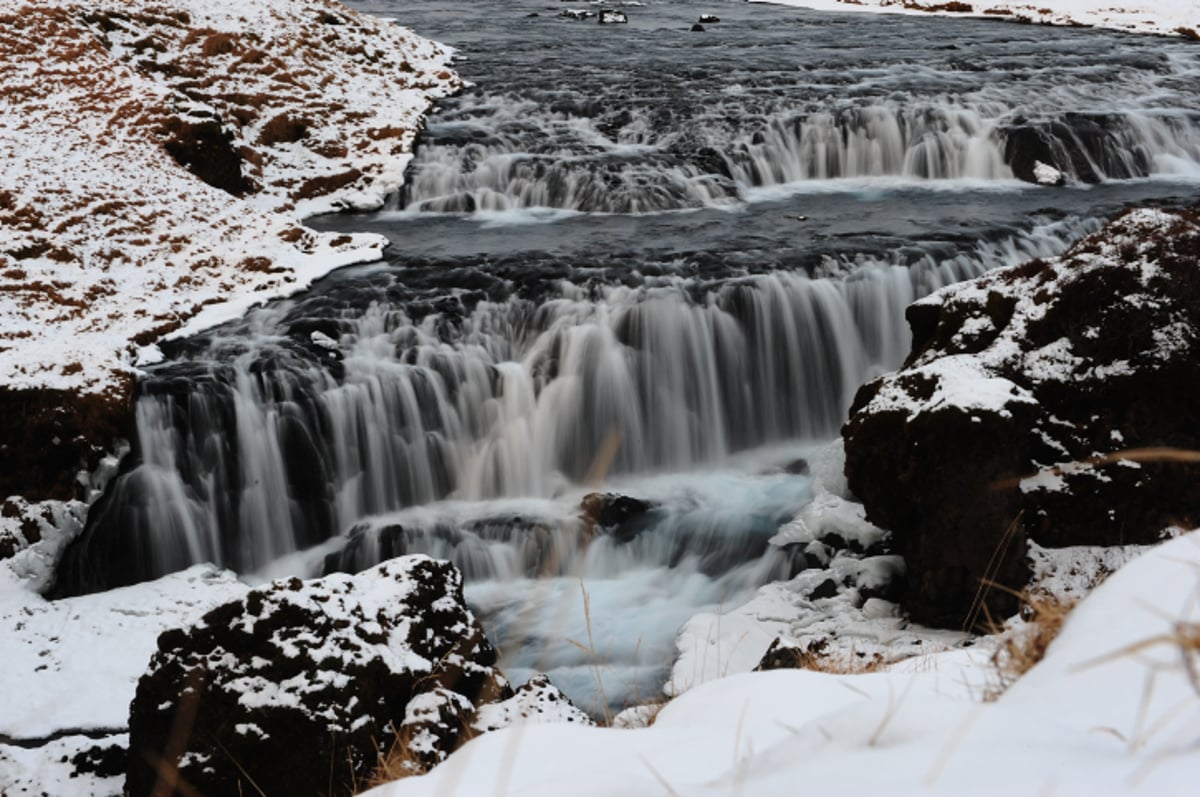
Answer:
top-left (126, 555), bottom-right (510, 797)
top-left (580, 491), bottom-right (655, 542)
top-left (843, 205), bottom-right (1200, 628)
top-left (473, 674), bottom-right (594, 731)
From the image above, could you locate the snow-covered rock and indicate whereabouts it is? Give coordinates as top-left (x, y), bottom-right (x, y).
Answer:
top-left (125, 555), bottom-right (509, 797)
top-left (843, 205), bottom-right (1200, 627)
top-left (473, 674), bottom-right (594, 732)
top-left (1033, 160), bottom-right (1066, 186)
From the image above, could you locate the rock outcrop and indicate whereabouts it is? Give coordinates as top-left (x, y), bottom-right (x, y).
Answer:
top-left (843, 205), bottom-right (1200, 628)
top-left (126, 555), bottom-right (510, 797)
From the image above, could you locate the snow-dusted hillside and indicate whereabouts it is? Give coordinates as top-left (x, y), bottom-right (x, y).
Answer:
top-left (756, 0), bottom-right (1198, 38)
top-left (0, 0), bottom-right (459, 397)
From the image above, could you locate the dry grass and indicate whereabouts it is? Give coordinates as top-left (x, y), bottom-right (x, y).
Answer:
top-left (986, 591), bottom-right (1076, 700)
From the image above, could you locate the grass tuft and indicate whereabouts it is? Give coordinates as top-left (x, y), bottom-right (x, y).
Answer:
top-left (986, 591), bottom-right (1076, 699)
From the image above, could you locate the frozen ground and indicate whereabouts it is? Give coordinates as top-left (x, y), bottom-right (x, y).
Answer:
top-left (755, 0), bottom-right (1199, 37)
top-left (0, 565), bottom-right (248, 796)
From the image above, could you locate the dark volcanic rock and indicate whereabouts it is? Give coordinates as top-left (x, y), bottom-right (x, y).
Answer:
top-left (580, 491), bottom-right (655, 542)
top-left (843, 206), bottom-right (1200, 628)
top-left (0, 384), bottom-right (133, 503)
top-left (126, 555), bottom-right (510, 797)
top-left (160, 114), bottom-right (251, 196)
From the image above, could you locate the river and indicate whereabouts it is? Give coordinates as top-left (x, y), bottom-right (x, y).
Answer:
top-left (55, 0), bottom-right (1200, 714)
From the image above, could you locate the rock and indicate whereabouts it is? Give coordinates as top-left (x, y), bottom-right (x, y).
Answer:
top-left (598, 10), bottom-right (628, 24)
top-left (691, 23), bottom-right (705, 32)
top-left (159, 114), bottom-right (251, 196)
top-left (580, 492), bottom-right (654, 542)
top-left (0, 385), bottom-right (133, 504)
top-left (843, 205), bottom-right (1200, 628)
top-left (559, 9), bottom-right (594, 21)
top-left (809, 577), bottom-right (839, 600)
top-left (473, 674), bottom-right (594, 731)
top-left (126, 555), bottom-right (510, 797)
top-left (699, 14), bottom-right (720, 24)
top-left (754, 636), bottom-right (814, 671)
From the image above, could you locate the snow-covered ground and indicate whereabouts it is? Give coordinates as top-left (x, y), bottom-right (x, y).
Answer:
top-left (754, 0), bottom-right (1199, 38)
top-left (0, 565), bottom-right (248, 795)
top-left (366, 530), bottom-right (1200, 797)
top-left (0, 0), bottom-right (458, 397)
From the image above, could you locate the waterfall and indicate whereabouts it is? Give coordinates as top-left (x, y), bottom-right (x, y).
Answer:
top-left (401, 101), bottom-right (1200, 213)
top-left (56, 219), bottom-right (1087, 594)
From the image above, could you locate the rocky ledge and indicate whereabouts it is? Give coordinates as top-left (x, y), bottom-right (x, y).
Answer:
top-left (843, 204), bottom-right (1200, 628)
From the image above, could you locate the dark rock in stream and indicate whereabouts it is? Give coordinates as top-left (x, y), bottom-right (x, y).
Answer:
top-left (126, 556), bottom-right (511, 797)
top-left (843, 205), bottom-right (1200, 629)
top-left (580, 492), bottom-right (655, 542)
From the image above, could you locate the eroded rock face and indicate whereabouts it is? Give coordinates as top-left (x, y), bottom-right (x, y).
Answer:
top-left (126, 555), bottom-right (510, 797)
top-left (843, 206), bottom-right (1200, 628)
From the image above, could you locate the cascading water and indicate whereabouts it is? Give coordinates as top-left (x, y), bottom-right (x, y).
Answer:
top-left (57, 0), bottom-right (1200, 713)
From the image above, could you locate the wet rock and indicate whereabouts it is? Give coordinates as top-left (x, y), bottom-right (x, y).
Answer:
top-left (580, 492), bottom-right (654, 542)
top-left (598, 10), bottom-right (628, 24)
top-left (691, 23), bottom-right (705, 32)
top-left (843, 206), bottom-right (1200, 628)
top-left (126, 555), bottom-right (511, 797)
top-left (699, 15), bottom-right (720, 24)
top-left (809, 577), bottom-right (839, 600)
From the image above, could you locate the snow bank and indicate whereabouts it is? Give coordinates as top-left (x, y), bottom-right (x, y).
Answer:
top-left (366, 531), bottom-right (1200, 797)
top-left (0, 564), bottom-right (248, 739)
top-left (754, 0), bottom-right (1199, 38)
top-left (0, 0), bottom-right (459, 396)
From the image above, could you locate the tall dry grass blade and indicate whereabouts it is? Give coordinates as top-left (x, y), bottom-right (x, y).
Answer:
top-left (584, 426), bottom-right (624, 486)
top-left (638, 755), bottom-right (680, 797)
top-left (214, 738), bottom-right (268, 797)
top-left (148, 667), bottom-right (206, 797)
top-left (963, 511), bottom-right (1023, 633)
top-left (993, 447), bottom-right (1200, 491)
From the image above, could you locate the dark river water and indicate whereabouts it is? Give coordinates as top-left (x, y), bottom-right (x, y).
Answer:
top-left (58, 0), bottom-right (1200, 713)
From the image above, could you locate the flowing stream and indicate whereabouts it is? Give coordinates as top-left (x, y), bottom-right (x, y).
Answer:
top-left (57, 0), bottom-right (1200, 713)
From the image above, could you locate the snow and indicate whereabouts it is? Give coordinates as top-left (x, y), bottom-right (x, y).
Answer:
top-left (364, 531), bottom-right (1200, 797)
top-left (1034, 160), bottom-right (1066, 186)
top-left (0, 565), bottom-right (248, 739)
top-left (0, 0), bottom-right (458, 396)
top-left (753, 0), bottom-right (1200, 38)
